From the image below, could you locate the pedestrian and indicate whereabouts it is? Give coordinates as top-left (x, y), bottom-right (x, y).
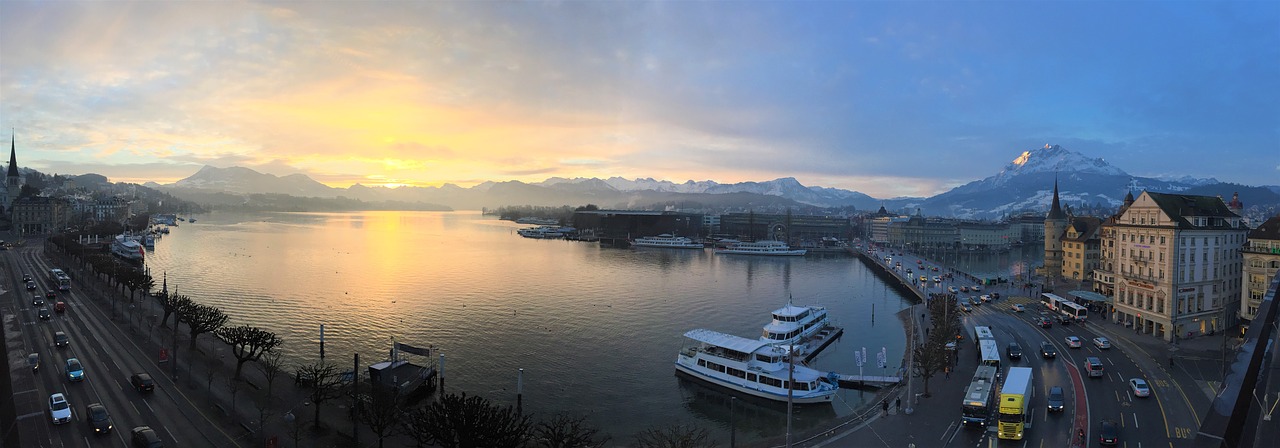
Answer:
top-left (882, 399), bottom-right (890, 416)
top-left (895, 396), bottom-right (901, 411)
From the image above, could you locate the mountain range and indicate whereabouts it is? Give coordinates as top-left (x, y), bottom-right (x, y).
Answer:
top-left (148, 145), bottom-right (1280, 220)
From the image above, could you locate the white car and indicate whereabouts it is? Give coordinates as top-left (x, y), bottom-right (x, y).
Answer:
top-left (1129, 378), bottom-right (1151, 397)
top-left (1065, 336), bottom-right (1083, 348)
top-left (49, 393), bottom-right (71, 424)
top-left (947, 286), bottom-right (959, 293)
top-left (980, 294), bottom-right (992, 303)
top-left (1093, 337), bottom-right (1112, 349)
top-left (1011, 303), bottom-right (1025, 312)
top-left (972, 285), bottom-right (982, 292)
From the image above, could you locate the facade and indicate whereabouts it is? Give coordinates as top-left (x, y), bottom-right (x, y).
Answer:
top-left (572, 210), bottom-right (703, 239)
top-left (957, 222), bottom-right (1018, 250)
top-left (718, 212), bottom-right (852, 244)
top-left (1104, 191), bottom-right (1248, 342)
top-left (1009, 213), bottom-right (1046, 245)
top-left (1060, 217), bottom-right (1103, 281)
top-left (1042, 180), bottom-right (1069, 280)
top-left (10, 196), bottom-right (70, 235)
top-left (1241, 215), bottom-right (1280, 333)
top-left (701, 214), bottom-right (721, 235)
top-left (1093, 192), bottom-right (1136, 298)
top-left (889, 210), bottom-right (958, 248)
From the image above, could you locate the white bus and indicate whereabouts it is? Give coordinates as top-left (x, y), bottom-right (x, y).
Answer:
top-left (961, 365), bottom-right (1000, 425)
top-left (978, 339), bottom-right (1001, 370)
top-left (48, 268), bottom-right (71, 291)
top-left (972, 325), bottom-right (996, 350)
top-left (1041, 293), bottom-right (1087, 321)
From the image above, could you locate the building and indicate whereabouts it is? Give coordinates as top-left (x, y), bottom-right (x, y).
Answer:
top-left (3, 134), bottom-right (20, 214)
top-left (889, 210), bottom-right (957, 248)
top-left (571, 210), bottom-right (703, 239)
top-left (1042, 180), bottom-right (1070, 280)
top-left (718, 211), bottom-right (852, 244)
top-left (1008, 213), bottom-right (1046, 245)
top-left (1093, 192), bottom-right (1136, 297)
top-left (10, 196), bottom-right (71, 235)
top-left (1104, 191), bottom-right (1248, 342)
top-left (701, 214), bottom-right (721, 235)
top-left (1060, 217), bottom-right (1103, 281)
top-left (1241, 215), bottom-right (1280, 334)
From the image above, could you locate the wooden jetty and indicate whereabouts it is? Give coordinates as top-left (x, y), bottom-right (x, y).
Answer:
top-left (832, 372), bottom-right (901, 389)
top-left (798, 325), bottom-right (845, 363)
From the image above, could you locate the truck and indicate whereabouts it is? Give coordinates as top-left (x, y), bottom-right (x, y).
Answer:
top-left (998, 367), bottom-right (1033, 440)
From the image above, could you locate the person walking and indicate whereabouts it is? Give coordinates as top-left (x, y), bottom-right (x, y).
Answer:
top-left (895, 396), bottom-right (901, 412)
top-left (882, 399), bottom-right (890, 416)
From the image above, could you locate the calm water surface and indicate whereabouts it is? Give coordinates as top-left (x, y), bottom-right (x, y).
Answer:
top-left (144, 211), bottom-right (914, 442)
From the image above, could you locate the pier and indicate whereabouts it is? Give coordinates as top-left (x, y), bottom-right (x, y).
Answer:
top-left (831, 372), bottom-right (901, 388)
top-left (797, 325), bottom-right (844, 363)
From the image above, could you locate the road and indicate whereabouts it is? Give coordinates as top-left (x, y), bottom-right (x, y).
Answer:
top-left (4, 242), bottom-right (240, 447)
top-left (877, 249), bottom-right (1201, 448)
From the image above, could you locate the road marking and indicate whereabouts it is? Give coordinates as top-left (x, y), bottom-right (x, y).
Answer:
top-left (1133, 413), bottom-right (1140, 429)
top-left (16, 411), bottom-right (43, 420)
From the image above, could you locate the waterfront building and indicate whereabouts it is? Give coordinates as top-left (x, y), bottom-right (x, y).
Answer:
top-left (10, 196), bottom-right (72, 235)
top-left (869, 215), bottom-right (907, 244)
top-left (888, 209), bottom-right (958, 249)
top-left (719, 211), bottom-right (852, 244)
top-left (957, 222), bottom-right (1018, 251)
top-left (572, 210), bottom-right (703, 239)
top-left (1241, 214), bottom-right (1280, 334)
top-left (1008, 213), bottom-right (1047, 245)
top-left (1042, 180), bottom-right (1070, 280)
top-left (1059, 217), bottom-right (1102, 281)
top-left (1103, 191), bottom-right (1248, 341)
top-left (701, 214), bottom-right (721, 235)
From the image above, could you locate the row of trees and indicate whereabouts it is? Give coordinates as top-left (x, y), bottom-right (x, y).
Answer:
top-left (912, 293), bottom-right (964, 397)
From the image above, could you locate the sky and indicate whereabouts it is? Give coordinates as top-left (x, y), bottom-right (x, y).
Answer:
top-left (1, 1), bottom-right (1277, 199)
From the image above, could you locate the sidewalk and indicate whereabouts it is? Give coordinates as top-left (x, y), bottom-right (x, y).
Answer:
top-left (48, 244), bottom-right (376, 448)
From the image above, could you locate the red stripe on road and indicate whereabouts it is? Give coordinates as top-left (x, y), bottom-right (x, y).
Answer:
top-left (1066, 359), bottom-right (1089, 447)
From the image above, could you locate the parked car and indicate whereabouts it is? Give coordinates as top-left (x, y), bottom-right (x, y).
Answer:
top-left (1047, 386), bottom-right (1065, 412)
top-left (65, 358), bottom-right (85, 382)
top-left (1093, 337), bottom-right (1112, 349)
top-left (130, 373), bottom-right (155, 393)
top-left (1011, 304), bottom-right (1025, 312)
top-left (54, 331), bottom-right (69, 347)
top-left (86, 403), bottom-right (113, 434)
top-left (131, 426), bottom-right (163, 448)
top-left (1040, 342), bottom-right (1058, 359)
top-left (1129, 378), bottom-right (1151, 397)
top-left (1065, 336), bottom-right (1083, 348)
top-left (49, 393), bottom-right (72, 424)
top-left (1007, 342), bottom-right (1023, 360)
top-left (1099, 418), bottom-right (1119, 445)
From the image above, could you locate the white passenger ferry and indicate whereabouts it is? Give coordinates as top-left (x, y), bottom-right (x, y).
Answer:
top-left (516, 226), bottom-right (565, 239)
top-left (630, 234), bottom-right (704, 249)
top-left (675, 329), bottom-right (839, 404)
top-left (714, 240), bottom-right (806, 256)
top-left (761, 299), bottom-right (831, 352)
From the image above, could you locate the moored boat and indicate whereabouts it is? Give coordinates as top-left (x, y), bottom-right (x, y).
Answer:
top-left (111, 234), bottom-right (145, 264)
top-left (715, 240), bottom-right (806, 256)
top-left (517, 226), bottom-right (566, 239)
top-left (630, 234), bottom-right (704, 249)
top-left (760, 298), bottom-right (831, 353)
top-left (675, 329), bottom-right (838, 404)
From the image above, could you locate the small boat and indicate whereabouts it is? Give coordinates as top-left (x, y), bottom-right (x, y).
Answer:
top-left (760, 298), bottom-right (831, 353)
top-left (517, 226), bottom-right (565, 239)
top-left (675, 329), bottom-right (839, 404)
top-left (715, 240), bottom-right (806, 256)
top-left (630, 234), bottom-right (704, 249)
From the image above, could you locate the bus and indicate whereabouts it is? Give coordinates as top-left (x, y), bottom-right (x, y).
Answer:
top-left (978, 339), bottom-right (1001, 370)
top-left (998, 367), bottom-right (1033, 440)
top-left (972, 325), bottom-right (996, 350)
top-left (961, 365), bottom-right (1000, 425)
top-left (48, 268), bottom-right (71, 292)
top-left (1041, 293), bottom-right (1087, 321)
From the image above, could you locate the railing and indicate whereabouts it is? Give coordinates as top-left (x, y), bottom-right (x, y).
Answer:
top-left (1195, 274), bottom-right (1280, 448)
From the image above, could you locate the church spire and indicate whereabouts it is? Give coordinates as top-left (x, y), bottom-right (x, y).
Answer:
top-left (1047, 177), bottom-right (1067, 220)
top-left (7, 132), bottom-right (17, 178)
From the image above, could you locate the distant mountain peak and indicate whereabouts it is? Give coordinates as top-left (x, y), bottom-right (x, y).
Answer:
top-left (991, 144), bottom-right (1127, 187)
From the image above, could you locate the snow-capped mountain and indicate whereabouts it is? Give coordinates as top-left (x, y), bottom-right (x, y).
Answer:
top-left (984, 144), bottom-right (1127, 188)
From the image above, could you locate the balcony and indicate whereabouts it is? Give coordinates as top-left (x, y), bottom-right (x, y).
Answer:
top-left (1243, 245), bottom-right (1280, 255)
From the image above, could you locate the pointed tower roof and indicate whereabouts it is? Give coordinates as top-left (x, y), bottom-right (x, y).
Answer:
top-left (7, 133), bottom-right (17, 177)
top-left (1124, 190), bottom-right (1135, 205)
top-left (1046, 178), bottom-right (1067, 220)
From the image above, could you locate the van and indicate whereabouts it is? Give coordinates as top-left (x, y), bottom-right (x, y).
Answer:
top-left (1085, 357), bottom-right (1104, 377)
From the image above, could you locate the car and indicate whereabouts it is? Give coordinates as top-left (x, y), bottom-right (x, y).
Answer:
top-left (1099, 418), bottom-right (1119, 445)
top-left (991, 292), bottom-right (1000, 300)
top-left (980, 294), bottom-right (992, 303)
top-left (49, 393), bottom-right (71, 424)
top-left (1058, 315), bottom-right (1072, 326)
top-left (959, 302), bottom-right (973, 312)
top-left (1040, 342), bottom-right (1058, 358)
top-left (54, 331), bottom-right (69, 347)
top-left (86, 403), bottom-right (113, 434)
top-left (970, 296), bottom-right (982, 307)
top-left (1129, 378), bottom-right (1151, 397)
top-left (1006, 342), bottom-right (1023, 360)
top-left (38, 307), bottom-right (52, 320)
top-left (131, 426), bottom-right (163, 448)
top-left (1011, 304), bottom-right (1025, 312)
top-left (948, 286), bottom-right (959, 293)
top-left (932, 266), bottom-right (939, 272)
top-left (26, 280), bottom-right (36, 290)
top-left (32, 294), bottom-right (44, 306)
top-left (1047, 386), bottom-right (1065, 411)
top-left (933, 276), bottom-right (941, 283)
top-left (1039, 317), bottom-right (1053, 328)
top-left (972, 285), bottom-right (982, 292)
top-left (46, 290), bottom-right (57, 300)
top-left (1093, 337), bottom-right (1112, 349)
top-left (1065, 336), bottom-right (1083, 348)
top-left (22, 273), bottom-right (32, 282)
top-left (130, 373), bottom-right (155, 393)
top-left (960, 286), bottom-right (969, 292)
top-left (54, 302), bottom-right (66, 313)
top-left (65, 358), bottom-right (85, 382)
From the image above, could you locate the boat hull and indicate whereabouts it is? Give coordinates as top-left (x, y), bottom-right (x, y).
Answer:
top-left (715, 249), bottom-right (807, 256)
top-left (673, 358), bottom-right (836, 404)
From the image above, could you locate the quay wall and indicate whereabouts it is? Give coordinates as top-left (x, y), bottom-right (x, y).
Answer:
top-left (850, 250), bottom-right (926, 304)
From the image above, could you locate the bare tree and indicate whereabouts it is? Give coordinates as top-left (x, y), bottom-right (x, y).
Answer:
top-left (355, 389), bottom-right (403, 448)
top-left (632, 424), bottom-right (717, 448)
top-left (913, 331), bottom-right (951, 397)
top-left (532, 414), bottom-right (610, 448)
top-left (155, 292), bottom-right (191, 329)
top-left (256, 350), bottom-right (285, 437)
top-left (216, 325), bottom-right (283, 380)
top-left (180, 302), bottom-right (228, 350)
top-left (227, 376), bottom-right (240, 422)
top-left (400, 392), bottom-right (531, 448)
top-left (296, 361), bottom-right (346, 428)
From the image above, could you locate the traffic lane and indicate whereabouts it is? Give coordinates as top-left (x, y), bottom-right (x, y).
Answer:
top-left (972, 311), bottom-right (1076, 448)
top-left (1078, 351), bottom-right (1173, 448)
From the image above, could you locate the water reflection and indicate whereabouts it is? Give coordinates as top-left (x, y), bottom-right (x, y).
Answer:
top-left (675, 371), bottom-right (837, 439)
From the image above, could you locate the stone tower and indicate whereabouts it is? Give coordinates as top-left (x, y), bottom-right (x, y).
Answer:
top-left (1043, 178), bottom-right (1068, 281)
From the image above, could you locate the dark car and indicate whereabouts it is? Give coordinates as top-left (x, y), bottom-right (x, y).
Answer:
top-left (32, 294), bottom-right (44, 307)
top-left (46, 290), bottom-right (57, 300)
top-left (25, 281), bottom-right (36, 290)
top-left (54, 331), bottom-right (69, 347)
top-left (1007, 342), bottom-right (1023, 360)
top-left (1039, 317), bottom-right (1053, 328)
top-left (1040, 342), bottom-right (1058, 359)
top-left (130, 373), bottom-right (155, 393)
top-left (86, 403), bottom-right (113, 435)
top-left (22, 273), bottom-right (32, 282)
top-left (131, 426), bottom-right (163, 448)
top-left (1047, 386), bottom-right (1065, 412)
top-left (38, 307), bottom-right (52, 320)
top-left (1058, 315), bottom-right (1072, 326)
top-left (1099, 419), bottom-right (1119, 445)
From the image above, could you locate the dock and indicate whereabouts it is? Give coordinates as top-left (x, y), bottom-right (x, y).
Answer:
top-left (831, 372), bottom-right (901, 389)
top-left (798, 325), bottom-right (844, 363)
top-left (784, 324), bottom-right (903, 389)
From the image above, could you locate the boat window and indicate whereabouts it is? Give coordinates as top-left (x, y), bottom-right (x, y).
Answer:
top-left (727, 367), bottom-right (746, 378)
top-left (747, 373), bottom-right (757, 382)
top-left (697, 359), bottom-right (706, 367)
